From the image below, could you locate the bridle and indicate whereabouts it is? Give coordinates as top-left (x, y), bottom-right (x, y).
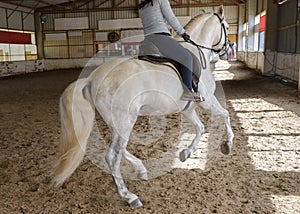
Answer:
top-left (211, 13), bottom-right (229, 54)
top-left (186, 13), bottom-right (229, 69)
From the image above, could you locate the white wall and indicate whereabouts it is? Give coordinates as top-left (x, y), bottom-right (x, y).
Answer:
top-left (0, 57), bottom-right (126, 76)
top-left (0, 60), bottom-right (44, 76)
top-left (237, 51), bottom-right (264, 72)
top-left (44, 57), bottom-right (118, 71)
top-left (264, 51), bottom-right (299, 82)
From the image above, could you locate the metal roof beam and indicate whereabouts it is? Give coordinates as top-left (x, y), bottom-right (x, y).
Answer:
top-left (36, 0), bottom-right (247, 13)
top-left (7, 0), bottom-right (24, 18)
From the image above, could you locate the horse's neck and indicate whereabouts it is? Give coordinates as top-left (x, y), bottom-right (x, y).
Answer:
top-left (183, 15), bottom-right (218, 94)
top-left (185, 14), bottom-right (216, 52)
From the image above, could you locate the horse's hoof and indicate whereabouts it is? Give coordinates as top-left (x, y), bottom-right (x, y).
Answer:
top-left (138, 171), bottom-right (148, 181)
top-left (129, 198), bottom-right (143, 208)
top-left (179, 149), bottom-right (191, 162)
top-left (220, 142), bottom-right (231, 155)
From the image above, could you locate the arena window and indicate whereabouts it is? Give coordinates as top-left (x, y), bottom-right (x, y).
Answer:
top-left (0, 29), bottom-right (37, 62)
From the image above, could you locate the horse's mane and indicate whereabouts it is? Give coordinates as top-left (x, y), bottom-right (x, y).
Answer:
top-left (184, 12), bottom-right (211, 32)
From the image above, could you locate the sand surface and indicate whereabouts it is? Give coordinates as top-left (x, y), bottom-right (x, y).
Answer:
top-left (1, 61), bottom-right (300, 213)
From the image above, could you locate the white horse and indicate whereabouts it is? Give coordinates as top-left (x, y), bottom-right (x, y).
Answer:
top-left (52, 5), bottom-right (234, 208)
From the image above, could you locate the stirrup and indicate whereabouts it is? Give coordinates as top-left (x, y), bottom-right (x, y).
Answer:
top-left (181, 91), bottom-right (205, 102)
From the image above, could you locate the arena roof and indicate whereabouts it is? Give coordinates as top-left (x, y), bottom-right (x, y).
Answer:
top-left (0, 0), bottom-right (247, 12)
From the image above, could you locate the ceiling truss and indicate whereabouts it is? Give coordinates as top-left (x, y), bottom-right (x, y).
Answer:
top-left (0, 0), bottom-right (246, 13)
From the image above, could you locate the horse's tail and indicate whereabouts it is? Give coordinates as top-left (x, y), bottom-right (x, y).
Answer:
top-left (52, 79), bottom-right (95, 185)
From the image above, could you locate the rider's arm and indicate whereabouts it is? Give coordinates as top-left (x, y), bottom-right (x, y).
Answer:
top-left (159, 0), bottom-right (185, 36)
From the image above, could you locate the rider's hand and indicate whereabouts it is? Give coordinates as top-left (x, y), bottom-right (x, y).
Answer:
top-left (181, 33), bottom-right (190, 42)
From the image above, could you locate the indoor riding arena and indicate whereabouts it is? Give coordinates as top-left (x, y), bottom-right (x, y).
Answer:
top-left (1, 0), bottom-right (299, 213)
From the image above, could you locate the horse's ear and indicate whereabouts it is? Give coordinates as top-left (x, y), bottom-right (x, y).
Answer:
top-left (217, 5), bottom-right (225, 19)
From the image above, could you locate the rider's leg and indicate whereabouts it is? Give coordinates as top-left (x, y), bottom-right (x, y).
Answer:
top-left (180, 65), bottom-right (204, 102)
top-left (179, 65), bottom-right (193, 90)
top-left (145, 34), bottom-right (202, 101)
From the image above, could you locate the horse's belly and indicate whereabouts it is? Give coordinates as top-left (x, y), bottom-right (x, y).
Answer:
top-left (137, 94), bottom-right (185, 116)
top-left (138, 106), bottom-right (180, 116)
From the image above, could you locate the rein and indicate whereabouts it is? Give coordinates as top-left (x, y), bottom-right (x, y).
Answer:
top-left (185, 13), bottom-right (228, 69)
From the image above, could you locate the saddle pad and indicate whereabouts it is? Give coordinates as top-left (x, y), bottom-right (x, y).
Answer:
top-left (138, 55), bottom-right (182, 81)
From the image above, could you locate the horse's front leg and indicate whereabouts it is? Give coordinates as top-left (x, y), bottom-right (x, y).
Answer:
top-left (180, 108), bottom-right (205, 162)
top-left (105, 132), bottom-right (143, 208)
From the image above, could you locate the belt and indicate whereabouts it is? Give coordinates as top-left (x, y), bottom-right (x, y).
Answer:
top-left (154, 32), bottom-right (171, 36)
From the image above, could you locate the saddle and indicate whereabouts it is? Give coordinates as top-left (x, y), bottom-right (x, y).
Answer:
top-left (138, 39), bottom-right (201, 93)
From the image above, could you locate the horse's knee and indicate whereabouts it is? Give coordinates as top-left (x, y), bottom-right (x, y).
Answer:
top-left (213, 108), bottom-right (229, 118)
top-left (223, 110), bottom-right (229, 118)
top-left (105, 148), bottom-right (119, 169)
top-left (105, 150), bottom-right (114, 168)
top-left (199, 124), bottom-right (205, 134)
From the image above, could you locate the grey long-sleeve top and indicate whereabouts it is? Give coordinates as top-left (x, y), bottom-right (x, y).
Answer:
top-left (139, 0), bottom-right (185, 36)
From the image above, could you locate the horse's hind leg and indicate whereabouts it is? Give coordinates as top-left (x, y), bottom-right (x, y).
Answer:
top-left (105, 129), bottom-right (143, 208)
top-left (124, 150), bottom-right (148, 180)
top-left (209, 96), bottom-right (234, 155)
top-left (180, 108), bottom-right (205, 162)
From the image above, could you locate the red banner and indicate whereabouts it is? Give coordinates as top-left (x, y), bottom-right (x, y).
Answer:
top-left (259, 15), bottom-right (266, 32)
top-left (0, 30), bottom-right (32, 44)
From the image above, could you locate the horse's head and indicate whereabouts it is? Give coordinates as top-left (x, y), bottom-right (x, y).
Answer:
top-left (184, 5), bottom-right (229, 56)
top-left (211, 5), bottom-right (229, 56)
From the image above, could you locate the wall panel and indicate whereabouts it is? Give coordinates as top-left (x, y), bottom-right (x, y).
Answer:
top-left (0, 8), bottom-right (7, 28)
top-left (277, 0), bottom-right (298, 53)
top-left (224, 6), bottom-right (238, 24)
top-left (113, 10), bottom-right (137, 19)
top-left (55, 17), bottom-right (89, 30)
top-left (7, 10), bottom-right (22, 30)
top-left (173, 7), bottom-right (188, 16)
top-left (189, 6), bottom-right (212, 18)
top-left (44, 46), bottom-right (68, 58)
top-left (23, 13), bottom-right (35, 31)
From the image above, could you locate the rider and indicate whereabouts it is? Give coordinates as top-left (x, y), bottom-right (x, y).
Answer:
top-left (138, 0), bottom-right (203, 102)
